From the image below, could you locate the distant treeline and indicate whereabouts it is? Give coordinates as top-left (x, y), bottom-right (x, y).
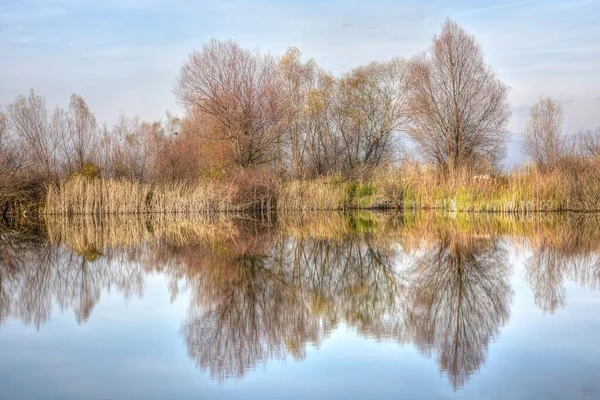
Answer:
top-left (1, 18), bottom-right (599, 216)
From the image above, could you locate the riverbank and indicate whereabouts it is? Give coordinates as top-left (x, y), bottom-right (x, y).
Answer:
top-left (40, 161), bottom-right (600, 215)
top-left (3, 158), bottom-right (600, 218)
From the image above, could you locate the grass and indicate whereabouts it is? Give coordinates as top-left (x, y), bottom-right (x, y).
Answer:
top-left (44, 176), bottom-right (272, 215)
top-left (35, 157), bottom-right (600, 216)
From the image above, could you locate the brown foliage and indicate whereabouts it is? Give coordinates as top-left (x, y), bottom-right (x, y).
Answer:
top-left (175, 39), bottom-right (286, 168)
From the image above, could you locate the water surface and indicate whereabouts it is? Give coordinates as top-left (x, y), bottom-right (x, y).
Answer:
top-left (1, 212), bottom-right (599, 399)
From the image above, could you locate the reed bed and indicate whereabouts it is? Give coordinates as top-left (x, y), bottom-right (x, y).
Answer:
top-left (43, 159), bottom-right (600, 216)
top-left (44, 176), bottom-right (272, 215)
top-left (278, 179), bottom-right (348, 211)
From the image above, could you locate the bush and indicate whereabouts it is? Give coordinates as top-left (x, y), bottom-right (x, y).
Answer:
top-left (74, 163), bottom-right (101, 180)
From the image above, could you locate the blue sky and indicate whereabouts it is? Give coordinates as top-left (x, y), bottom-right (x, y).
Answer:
top-left (1, 0), bottom-right (599, 164)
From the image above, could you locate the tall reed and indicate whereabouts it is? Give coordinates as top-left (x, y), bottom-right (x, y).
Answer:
top-left (44, 176), bottom-right (270, 215)
top-left (43, 158), bottom-right (600, 215)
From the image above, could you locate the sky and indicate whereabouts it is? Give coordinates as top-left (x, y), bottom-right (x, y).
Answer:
top-left (1, 0), bottom-right (599, 165)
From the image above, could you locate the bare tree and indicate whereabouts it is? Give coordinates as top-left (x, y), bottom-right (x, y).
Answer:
top-left (67, 94), bottom-right (98, 171)
top-left (523, 97), bottom-right (565, 171)
top-left (108, 114), bottom-right (151, 179)
top-left (334, 58), bottom-right (411, 175)
top-left (277, 47), bottom-right (341, 178)
top-left (0, 111), bottom-right (24, 187)
top-left (408, 19), bottom-right (511, 176)
top-left (0, 112), bottom-right (20, 177)
top-left (52, 94), bottom-right (99, 175)
top-left (7, 90), bottom-right (57, 177)
top-left (302, 69), bottom-right (340, 176)
top-left (575, 127), bottom-right (600, 159)
top-left (175, 39), bottom-right (286, 168)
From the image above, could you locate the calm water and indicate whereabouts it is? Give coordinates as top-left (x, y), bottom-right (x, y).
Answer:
top-left (1, 212), bottom-right (599, 399)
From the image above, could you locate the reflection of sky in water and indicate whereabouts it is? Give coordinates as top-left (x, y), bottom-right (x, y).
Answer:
top-left (0, 218), bottom-right (599, 399)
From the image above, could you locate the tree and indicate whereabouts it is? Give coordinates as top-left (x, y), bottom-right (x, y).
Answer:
top-left (408, 19), bottom-right (511, 176)
top-left (277, 47), bottom-right (341, 178)
top-left (0, 111), bottom-right (25, 197)
top-left (575, 127), bottom-right (600, 159)
top-left (523, 97), bottom-right (564, 171)
top-left (66, 94), bottom-right (98, 172)
top-left (174, 39), bottom-right (286, 168)
top-left (53, 94), bottom-right (99, 175)
top-left (334, 58), bottom-right (411, 175)
top-left (7, 90), bottom-right (57, 177)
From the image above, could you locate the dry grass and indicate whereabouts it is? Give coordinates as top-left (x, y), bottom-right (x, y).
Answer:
top-left (44, 176), bottom-right (275, 215)
top-left (42, 157), bottom-right (600, 215)
top-left (278, 179), bottom-right (348, 211)
top-left (370, 159), bottom-right (600, 213)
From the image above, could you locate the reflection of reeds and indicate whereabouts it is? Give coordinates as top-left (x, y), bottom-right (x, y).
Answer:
top-left (43, 211), bottom-right (600, 258)
top-left (44, 213), bottom-right (244, 252)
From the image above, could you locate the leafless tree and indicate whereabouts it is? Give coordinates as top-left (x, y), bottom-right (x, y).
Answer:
top-left (334, 58), bottom-right (411, 176)
top-left (302, 70), bottom-right (341, 176)
top-left (7, 90), bottom-right (57, 177)
top-left (175, 39), bottom-right (286, 168)
top-left (523, 97), bottom-right (565, 171)
top-left (67, 94), bottom-right (98, 172)
top-left (100, 114), bottom-right (150, 179)
top-left (0, 112), bottom-right (22, 180)
top-left (575, 127), bottom-right (600, 159)
top-left (276, 47), bottom-right (343, 178)
top-left (408, 19), bottom-right (511, 176)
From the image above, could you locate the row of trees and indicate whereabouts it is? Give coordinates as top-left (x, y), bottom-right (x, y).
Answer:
top-left (175, 19), bottom-right (511, 178)
top-left (0, 90), bottom-right (183, 182)
top-left (524, 96), bottom-right (600, 171)
top-left (0, 19), bottom-right (512, 187)
top-left (2, 18), bottom-right (598, 197)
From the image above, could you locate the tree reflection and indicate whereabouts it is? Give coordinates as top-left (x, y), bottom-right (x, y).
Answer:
top-left (3, 212), bottom-right (600, 389)
top-left (404, 230), bottom-right (512, 389)
top-left (526, 243), bottom-right (567, 313)
top-left (0, 226), bottom-right (145, 328)
top-left (180, 230), bottom-right (406, 381)
top-left (525, 216), bottom-right (600, 313)
top-left (182, 251), bottom-right (322, 381)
